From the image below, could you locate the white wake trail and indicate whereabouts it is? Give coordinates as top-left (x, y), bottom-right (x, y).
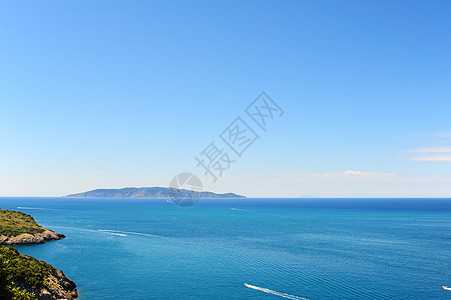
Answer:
top-left (98, 231), bottom-right (127, 237)
top-left (231, 208), bottom-right (250, 212)
top-left (17, 207), bottom-right (62, 211)
top-left (244, 283), bottom-right (309, 300)
top-left (97, 229), bottom-right (162, 238)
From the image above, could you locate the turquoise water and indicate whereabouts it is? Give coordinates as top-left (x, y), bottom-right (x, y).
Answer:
top-left (1, 197), bottom-right (450, 299)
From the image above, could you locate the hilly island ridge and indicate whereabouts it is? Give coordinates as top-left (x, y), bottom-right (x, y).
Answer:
top-left (65, 187), bottom-right (246, 199)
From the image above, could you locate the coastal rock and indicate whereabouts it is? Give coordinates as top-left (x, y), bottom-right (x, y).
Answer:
top-left (16, 267), bottom-right (78, 300)
top-left (1, 210), bottom-right (77, 299)
top-left (31, 268), bottom-right (78, 300)
top-left (0, 229), bottom-right (65, 245)
top-left (1, 245), bottom-right (78, 299)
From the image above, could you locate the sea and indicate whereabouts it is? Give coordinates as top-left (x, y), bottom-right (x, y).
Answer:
top-left (1, 197), bottom-right (450, 300)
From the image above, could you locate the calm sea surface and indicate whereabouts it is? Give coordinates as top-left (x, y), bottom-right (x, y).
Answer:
top-left (1, 197), bottom-right (450, 299)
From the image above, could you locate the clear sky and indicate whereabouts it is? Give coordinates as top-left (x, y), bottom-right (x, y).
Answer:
top-left (1, 0), bottom-right (451, 197)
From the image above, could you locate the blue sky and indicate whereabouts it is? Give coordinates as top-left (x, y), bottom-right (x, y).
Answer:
top-left (1, 0), bottom-right (450, 197)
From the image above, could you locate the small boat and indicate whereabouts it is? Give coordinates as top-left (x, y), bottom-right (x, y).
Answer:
top-left (443, 286), bottom-right (451, 291)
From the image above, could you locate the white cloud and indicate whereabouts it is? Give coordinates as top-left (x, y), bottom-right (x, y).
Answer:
top-left (404, 146), bottom-right (451, 162)
top-left (343, 170), bottom-right (394, 176)
top-left (409, 155), bottom-right (451, 162)
top-left (435, 132), bottom-right (451, 138)
top-left (272, 170), bottom-right (397, 182)
top-left (255, 171), bottom-right (451, 197)
top-left (408, 147), bottom-right (451, 153)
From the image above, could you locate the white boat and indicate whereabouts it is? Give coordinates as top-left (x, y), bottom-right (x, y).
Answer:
top-left (443, 286), bottom-right (451, 291)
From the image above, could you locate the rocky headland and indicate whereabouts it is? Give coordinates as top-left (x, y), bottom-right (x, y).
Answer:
top-left (0, 228), bottom-right (65, 245)
top-left (0, 209), bottom-right (78, 299)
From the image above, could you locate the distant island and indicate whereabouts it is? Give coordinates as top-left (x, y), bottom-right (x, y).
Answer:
top-left (65, 187), bottom-right (246, 199)
top-left (0, 209), bottom-right (78, 299)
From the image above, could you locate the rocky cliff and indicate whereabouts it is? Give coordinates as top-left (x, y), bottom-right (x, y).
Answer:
top-left (0, 210), bottom-right (77, 299)
top-left (0, 245), bottom-right (78, 299)
top-left (0, 229), bottom-right (65, 245)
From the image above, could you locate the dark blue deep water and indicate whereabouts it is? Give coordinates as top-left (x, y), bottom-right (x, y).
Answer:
top-left (1, 198), bottom-right (450, 299)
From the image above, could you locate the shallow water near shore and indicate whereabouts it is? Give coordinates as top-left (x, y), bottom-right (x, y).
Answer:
top-left (2, 197), bottom-right (451, 299)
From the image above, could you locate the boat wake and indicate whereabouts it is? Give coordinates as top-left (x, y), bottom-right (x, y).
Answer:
top-left (244, 283), bottom-right (309, 300)
top-left (97, 230), bottom-right (127, 237)
top-left (97, 229), bottom-right (161, 238)
top-left (17, 206), bottom-right (62, 211)
top-left (231, 208), bottom-right (245, 211)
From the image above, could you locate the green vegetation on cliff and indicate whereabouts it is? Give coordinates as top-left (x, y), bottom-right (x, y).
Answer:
top-left (0, 210), bottom-right (76, 299)
top-left (0, 245), bottom-right (49, 299)
top-left (0, 210), bottom-right (45, 237)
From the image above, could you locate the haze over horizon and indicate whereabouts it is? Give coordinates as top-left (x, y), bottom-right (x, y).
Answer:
top-left (1, 1), bottom-right (451, 198)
